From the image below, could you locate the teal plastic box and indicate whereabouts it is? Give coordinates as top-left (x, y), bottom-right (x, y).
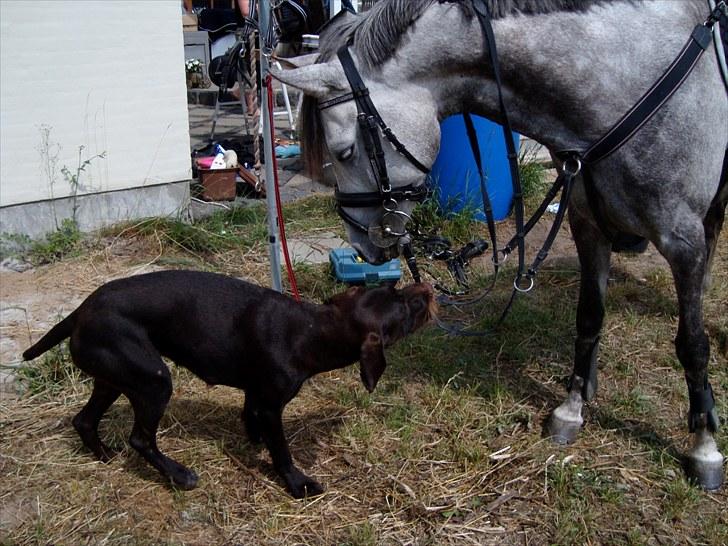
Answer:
top-left (329, 248), bottom-right (401, 285)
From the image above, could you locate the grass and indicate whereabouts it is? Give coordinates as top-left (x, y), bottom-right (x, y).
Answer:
top-left (2, 192), bottom-right (727, 545)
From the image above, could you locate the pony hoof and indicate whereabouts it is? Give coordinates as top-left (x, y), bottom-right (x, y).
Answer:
top-left (546, 414), bottom-right (581, 445)
top-left (685, 457), bottom-right (724, 491)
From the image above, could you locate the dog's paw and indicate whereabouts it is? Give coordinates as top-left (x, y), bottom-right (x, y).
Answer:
top-left (96, 444), bottom-right (118, 463)
top-left (169, 467), bottom-right (199, 490)
top-left (286, 472), bottom-right (324, 499)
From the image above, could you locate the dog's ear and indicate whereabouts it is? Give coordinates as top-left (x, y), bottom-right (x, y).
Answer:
top-left (326, 285), bottom-right (366, 307)
top-left (359, 332), bottom-right (386, 393)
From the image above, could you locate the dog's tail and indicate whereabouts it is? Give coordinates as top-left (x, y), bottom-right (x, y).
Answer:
top-left (22, 310), bottom-right (78, 361)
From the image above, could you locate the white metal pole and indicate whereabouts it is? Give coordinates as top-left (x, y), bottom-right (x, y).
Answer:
top-left (258, 0), bottom-right (283, 292)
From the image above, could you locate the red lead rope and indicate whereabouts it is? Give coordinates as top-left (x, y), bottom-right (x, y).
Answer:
top-left (266, 74), bottom-right (300, 301)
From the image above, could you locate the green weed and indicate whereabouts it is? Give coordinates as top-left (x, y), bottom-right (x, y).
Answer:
top-left (28, 218), bottom-right (82, 265)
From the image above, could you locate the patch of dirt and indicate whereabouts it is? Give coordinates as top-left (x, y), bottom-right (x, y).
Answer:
top-left (0, 238), bottom-right (166, 391)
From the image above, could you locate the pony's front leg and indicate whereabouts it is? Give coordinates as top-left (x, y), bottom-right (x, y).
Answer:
top-left (547, 202), bottom-right (611, 444)
top-left (659, 226), bottom-right (724, 490)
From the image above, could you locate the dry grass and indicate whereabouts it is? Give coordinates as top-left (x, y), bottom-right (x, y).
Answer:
top-left (1, 195), bottom-right (726, 545)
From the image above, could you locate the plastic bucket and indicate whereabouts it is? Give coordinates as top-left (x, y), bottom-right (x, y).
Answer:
top-left (430, 114), bottom-right (518, 221)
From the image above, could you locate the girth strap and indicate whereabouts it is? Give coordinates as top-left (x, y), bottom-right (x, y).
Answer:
top-left (463, 112), bottom-right (501, 273)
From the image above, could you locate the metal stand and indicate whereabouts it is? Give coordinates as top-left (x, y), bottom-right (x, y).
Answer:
top-left (259, 0), bottom-right (283, 292)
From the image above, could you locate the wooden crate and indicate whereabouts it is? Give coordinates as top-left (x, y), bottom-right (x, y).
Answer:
top-left (198, 168), bottom-right (236, 201)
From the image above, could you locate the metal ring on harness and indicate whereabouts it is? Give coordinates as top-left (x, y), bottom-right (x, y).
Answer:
top-left (380, 209), bottom-right (413, 238)
top-left (562, 157), bottom-right (582, 177)
top-left (513, 274), bottom-right (535, 293)
top-left (494, 248), bottom-right (510, 265)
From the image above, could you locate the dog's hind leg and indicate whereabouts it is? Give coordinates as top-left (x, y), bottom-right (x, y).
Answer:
top-left (123, 359), bottom-right (199, 490)
top-left (72, 380), bottom-right (121, 462)
top-left (70, 321), bottom-right (198, 489)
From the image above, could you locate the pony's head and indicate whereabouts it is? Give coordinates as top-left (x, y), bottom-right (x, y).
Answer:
top-left (271, 3), bottom-right (442, 264)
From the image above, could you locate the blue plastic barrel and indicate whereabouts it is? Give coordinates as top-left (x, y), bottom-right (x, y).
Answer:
top-left (430, 114), bottom-right (518, 221)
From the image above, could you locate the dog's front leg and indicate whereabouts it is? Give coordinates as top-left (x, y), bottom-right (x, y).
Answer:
top-left (257, 404), bottom-right (323, 498)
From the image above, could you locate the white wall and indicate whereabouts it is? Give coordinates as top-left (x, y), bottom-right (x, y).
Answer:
top-left (0, 0), bottom-right (191, 208)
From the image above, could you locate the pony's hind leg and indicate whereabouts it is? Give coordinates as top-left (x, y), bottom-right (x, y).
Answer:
top-left (659, 222), bottom-right (724, 490)
top-left (702, 162), bottom-right (727, 291)
top-left (547, 206), bottom-right (612, 444)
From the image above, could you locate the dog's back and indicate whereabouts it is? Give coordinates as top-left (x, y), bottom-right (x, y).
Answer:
top-left (25, 270), bottom-right (313, 387)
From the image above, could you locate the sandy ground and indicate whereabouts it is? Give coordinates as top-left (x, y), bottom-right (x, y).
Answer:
top-left (0, 239), bottom-right (168, 392)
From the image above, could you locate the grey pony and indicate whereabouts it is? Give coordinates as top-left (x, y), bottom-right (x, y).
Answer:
top-left (272, 0), bottom-right (728, 490)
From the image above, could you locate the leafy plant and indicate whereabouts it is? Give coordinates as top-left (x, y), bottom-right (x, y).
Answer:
top-left (28, 218), bottom-right (82, 264)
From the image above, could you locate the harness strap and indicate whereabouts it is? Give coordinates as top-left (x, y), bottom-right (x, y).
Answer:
top-left (470, 0), bottom-right (527, 283)
top-left (334, 184), bottom-right (429, 207)
top-left (555, 15), bottom-right (720, 248)
top-left (582, 24), bottom-right (714, 164)
top-left (318, 92), bottom-right (356, 110)
top-left (463, 112), bottom-right (501, 273)
top-left (337, 47), bottom-right (430, 175)
top-left (709, 0), bottom-right (728, 93)
top-left (435, 166), bottom-right (577, 336)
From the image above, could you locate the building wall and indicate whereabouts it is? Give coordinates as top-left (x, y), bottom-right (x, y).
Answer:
top-left (0, 0), bottom-right (191, 234)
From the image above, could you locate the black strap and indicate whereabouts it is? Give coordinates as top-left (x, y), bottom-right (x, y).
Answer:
top-left (686, 379), bottom-right (720, 433)
top-left (337, 47), bottom-right (430, 175)
top-left (583, 24), bottom-right (714, 164)
top-left (334, 184), bottom-right (429, 207)
top-left (470, 0), bottom-right (526, 283)
top-left (463, 112), bottom-right (501, 273)
top-left (318, 92), bottom-right (356, 110)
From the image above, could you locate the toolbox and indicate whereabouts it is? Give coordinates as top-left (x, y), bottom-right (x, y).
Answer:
top-left (329, 248), bottom-right (401, 285)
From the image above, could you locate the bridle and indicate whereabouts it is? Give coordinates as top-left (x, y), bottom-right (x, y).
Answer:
top-left (318, 46), bottom-right (430, 251)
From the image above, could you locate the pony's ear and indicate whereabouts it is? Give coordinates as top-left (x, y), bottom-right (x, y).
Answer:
top-left (269, 62), bottom-right (345, 99)
top-left (274, 53), bottom-right (319, 69)
top-left (359, 332), bottom-right (386, 393)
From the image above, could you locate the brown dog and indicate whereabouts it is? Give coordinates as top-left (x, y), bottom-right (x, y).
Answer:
top-left (22, 270), bottom-right (435, 497)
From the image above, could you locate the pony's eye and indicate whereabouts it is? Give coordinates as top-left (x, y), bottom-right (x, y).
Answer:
top-left (337, 145), bottom-right (355, 161)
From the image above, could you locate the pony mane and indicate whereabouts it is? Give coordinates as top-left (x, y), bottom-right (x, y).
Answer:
top-left (301, 0), bottom-right (612, 180)
top-left (317, 0), bottom-right (611, 67)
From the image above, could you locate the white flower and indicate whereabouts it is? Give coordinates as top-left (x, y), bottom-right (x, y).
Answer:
top-left (185, 58), bottom-right (202, 73)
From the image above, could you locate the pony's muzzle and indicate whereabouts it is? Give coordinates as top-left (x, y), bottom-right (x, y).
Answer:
top-left (368, 209), bottom-right (411, 248)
